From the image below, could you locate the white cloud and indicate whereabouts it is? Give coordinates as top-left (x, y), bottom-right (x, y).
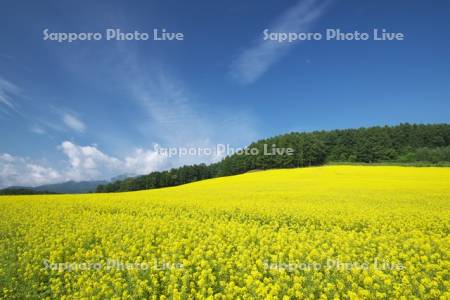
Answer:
top-left (62, 113), bottom-right (86, 133)
top-left (230, 0), bottom-right (330, 84)
top-left (39, 27), bottom-right (259, 172)
top-left (59, 141), bottom-right (119, 179)
top-left (0, 153), bottom-right (61, 188)
top-left (0, 141), bottom-right (168, 188)
top-left (124, 148), bottom-right (167, 175)
top-left (59, 141), bottom-right (167, 182)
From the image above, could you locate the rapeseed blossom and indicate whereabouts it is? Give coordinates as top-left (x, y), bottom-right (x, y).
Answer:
top-left (0, 166), bottom-right (449, 299)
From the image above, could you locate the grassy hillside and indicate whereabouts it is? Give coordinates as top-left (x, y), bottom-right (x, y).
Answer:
top-left (1, 166), bottom-right (449, 299)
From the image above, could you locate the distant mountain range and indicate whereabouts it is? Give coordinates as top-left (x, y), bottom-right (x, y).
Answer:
top-left (0, 180), bottom-right (107, 195)
top-left (0, 174), bottom-right (134, 195)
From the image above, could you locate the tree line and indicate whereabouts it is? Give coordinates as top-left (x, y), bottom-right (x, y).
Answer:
top-left (0, 188), bottom-right (58, 195)
top-left (96, 123), bottom-right (450, 193)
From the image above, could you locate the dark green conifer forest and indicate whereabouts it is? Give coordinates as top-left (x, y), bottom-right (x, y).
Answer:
top-left (96, 123), bottom-right (450, 193)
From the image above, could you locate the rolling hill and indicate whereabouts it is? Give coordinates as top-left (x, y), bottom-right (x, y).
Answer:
top-left (1, 166), bottom-right (449, 298)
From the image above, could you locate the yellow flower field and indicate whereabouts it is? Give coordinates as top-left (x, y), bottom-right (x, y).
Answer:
top-left (0, 166), bottom-right (449, 299)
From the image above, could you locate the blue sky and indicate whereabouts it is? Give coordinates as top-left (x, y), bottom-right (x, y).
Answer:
top-left (1, 0), bottom-right (449, 187)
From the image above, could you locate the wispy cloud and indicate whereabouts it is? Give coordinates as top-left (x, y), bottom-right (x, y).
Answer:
top-left (62, 113), bottom-right (86, 133)
top-left (111, 43), bottom-right (258, 168)
top-left (29, 124), bottom-right (47, 135)
top-left (29, 18), bottom-right (259, 174)
top-left (230, 0), bottom-right (330, 85)
top-left (28, 107), bottom-right (87, 135)
top-left (129, 71), bottom-right (228, 167)
top-left (0, 76), bottom-right (86, 135)
top-left (0, 77), bottom-right (21, 111)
